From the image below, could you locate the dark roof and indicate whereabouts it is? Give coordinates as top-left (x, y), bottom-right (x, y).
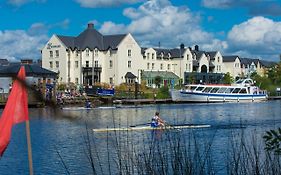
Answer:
top-left (142, 71), bottom-right (179, 79)
top-left (191, 50), bottom-right (206, 60)
top-left (259, 60), bottom-right (277, 68)
top-left (240, 58), bottom-right (253, 65)
top-left (0, 59), bottom-right (9, 66)
top-left (125, 72), bottom-right (137, 79)
top-left (206, 51), bottom-right (217, 60)
top-left (57, 25), bottom-right (126, 51)
top-left (223, 56), bottom-right (239, 62)
top-left (0, 64), bottom-right (57, 78)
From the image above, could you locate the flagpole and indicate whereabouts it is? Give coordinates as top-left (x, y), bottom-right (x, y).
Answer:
top-left (25, 120), bottom-right (34, 175)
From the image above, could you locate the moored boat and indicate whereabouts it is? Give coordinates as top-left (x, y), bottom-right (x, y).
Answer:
top-left (170, 78), bottom-right (268, 103)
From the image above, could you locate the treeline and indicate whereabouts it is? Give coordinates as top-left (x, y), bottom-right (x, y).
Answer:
top-left (251, 61), bottom-right (281, 96)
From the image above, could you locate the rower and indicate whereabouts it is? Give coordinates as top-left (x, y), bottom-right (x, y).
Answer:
top-left (85, 99), bottom-right (92, 108)
top-left (151, 112), bottom-right (165, 127)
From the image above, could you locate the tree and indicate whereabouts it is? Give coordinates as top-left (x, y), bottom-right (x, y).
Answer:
top-left (222, 72), bottom-right (234, 84)
top-left (154, 76), bottom-right (162, 88)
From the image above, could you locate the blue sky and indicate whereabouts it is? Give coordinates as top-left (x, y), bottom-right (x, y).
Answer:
top-left (1, 0), bottom-right (281, 61)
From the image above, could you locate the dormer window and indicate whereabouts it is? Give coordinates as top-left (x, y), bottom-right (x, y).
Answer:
top-left (218, 57), bottom-right (220, 63)
top-left (86, 49), bottom-right (90, 57)
top-left (147, 53), bottom-right (150, 59)
top-left (187, 54), bottom-right (189, 60)
top-left (152, 53), bottom-right (155, 59)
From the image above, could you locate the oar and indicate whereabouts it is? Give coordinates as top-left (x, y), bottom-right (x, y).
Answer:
top-left (164, 121), bottom-right (181, 131)
top-left (129, 122), bottom-right (150, 127)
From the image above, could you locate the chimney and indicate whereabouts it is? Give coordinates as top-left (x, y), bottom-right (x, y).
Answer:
top-left (195, 45), bottom-right (199, 51)
top-left (180, 43), bottom-right (185, 49)
top-left (87, 23), bottom-right (94, 29)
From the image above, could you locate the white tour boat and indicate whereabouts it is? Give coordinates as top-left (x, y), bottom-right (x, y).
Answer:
top-left (170, 78), bottom-right (268, 103)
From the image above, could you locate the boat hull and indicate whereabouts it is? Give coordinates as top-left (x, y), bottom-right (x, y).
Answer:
top-left (93, 124), bottom-right (211, 132)
top-left (170, 90), bottom-right (268, 103)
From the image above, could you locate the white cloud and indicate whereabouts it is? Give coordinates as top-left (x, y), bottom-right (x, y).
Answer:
top-left (201, 0), bottom-right (261, 9)
top-left (75, 0), bottom-right (144, 8)
top-left (7, 0), bottom-right (46, 7)
top-left (226, 16), bottom-right (281, 60)
top-left (99, 0), bottom-right (226, 50)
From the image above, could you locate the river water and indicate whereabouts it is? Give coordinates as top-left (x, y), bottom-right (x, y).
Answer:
top-left (0, 100), bottom-right (280, 174)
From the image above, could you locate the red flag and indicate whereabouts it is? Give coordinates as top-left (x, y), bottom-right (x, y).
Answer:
top-left (0, 66), bottom-right (29, 156)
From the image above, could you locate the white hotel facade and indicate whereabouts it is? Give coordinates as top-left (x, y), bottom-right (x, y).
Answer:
top-left (41, 23), bottom-right (226, 86)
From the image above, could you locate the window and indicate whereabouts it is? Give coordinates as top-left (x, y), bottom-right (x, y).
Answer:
top-left (160, 63), bottom-right (163, 70)
top-left (189, 64), bottom-right (191, 71)
top-left (109, 77), bottom-right (113, 84)
top-left (147, 53), bottom-right (150, 59)
top-left (50, 51), bottom-right (53, 58)
top-left (56, 61), bottom-right (59, 68)
top-left (76, 50), bottom-right (79, 57)
top-left (147, 63), bottom-right (150, 69)
top-left (152, 53), bottom-right (155, 59)
top-left (187, 54), bottom-right (189, 60)
top-left (128, 61), bottom-right (131, 68)
top-left (75, 78), bottom-right (79, 84)
top-left (94, 49), bottom-right (98, 57)
top-left (167, 64), bottom-right (170, 70)
top-left (109, 60), bottom-right (113, 68)
top-left (128, 49), bottom-right (132, 57)
top-left (86, 49), bottom-right (90, 56)
top-left (94, 61), bottom-right (98, 67)
top-left (152, 63), bottom-right (155, 70)
top-left (86, 61), bottom-right (89, 67)
top-left (49, 61), bottom-right (53, 68)
top-left (55, 50), bottom-right (59, 57)
top-left (75, 61), bottom-right (79, 68)
top-left (217, 57), bottom-right (220, 63)
top-left (186, 64), bottom-right (188, 71)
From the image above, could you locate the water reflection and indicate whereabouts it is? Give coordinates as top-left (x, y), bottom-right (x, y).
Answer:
top-left (0, 100), bottom-right (280, 174)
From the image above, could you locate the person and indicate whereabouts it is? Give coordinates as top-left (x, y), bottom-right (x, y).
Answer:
top-left (151, 112), bottom-right (165, 127)
top-left (85, 99), bottom-right (92, 108)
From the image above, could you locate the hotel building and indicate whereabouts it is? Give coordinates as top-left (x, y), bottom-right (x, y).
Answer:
top-left (44, 23), bottom-right (270, 87)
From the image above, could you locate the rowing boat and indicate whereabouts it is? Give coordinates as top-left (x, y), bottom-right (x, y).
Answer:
top-left (92, 124), bottom-right (211, 132)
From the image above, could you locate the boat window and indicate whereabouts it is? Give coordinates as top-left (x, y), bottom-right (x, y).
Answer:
top-left (217, 87), bottom-right (227, 93)
top-left (202, 87), bottom-right (212, 93)
top-left (224, 88), bottom-right (234, 93)
top-left (190, 86), bottom-right (197, 90)
top-left (235, 79), bottom-right (243, 84)
top-left (195, 86), bottom-right (205, 91)
top-left (239, 88), bottom-right (247, 94)
top-left (232, 88), bottom-right (241, 93)
top-left (210, 87), bottom-right (220, 93)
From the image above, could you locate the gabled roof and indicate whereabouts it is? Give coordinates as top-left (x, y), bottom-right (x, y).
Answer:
top-left (57, 24), bottom-right (126, 51)
top-left (125, 72), bottom-right (137, 79)
top-left (223, 55), bottom-right (239, 62)
top-left (0, 64), bottom-right (57, 78)
top-left (191, 50), bottom-right (206, 60)
top-left (206, 51), bottom-right (217, 60)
